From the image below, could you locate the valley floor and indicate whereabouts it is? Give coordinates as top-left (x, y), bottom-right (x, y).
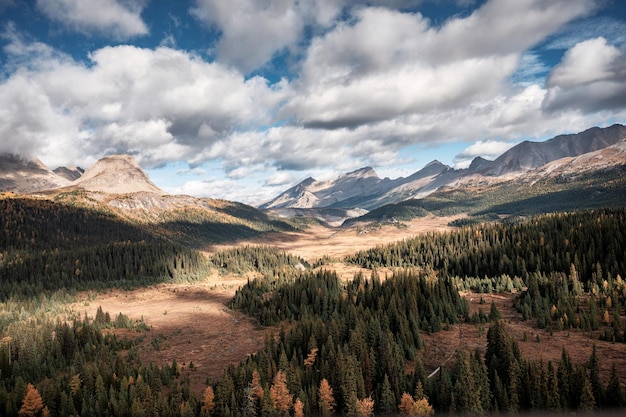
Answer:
top-left (71, 215), bottom-right (626, 396)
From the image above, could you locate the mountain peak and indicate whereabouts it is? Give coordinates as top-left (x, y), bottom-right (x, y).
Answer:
top-left (341, 166), bottom-right (378, 179)
top-left (72, 154), bottom-right (164, 195)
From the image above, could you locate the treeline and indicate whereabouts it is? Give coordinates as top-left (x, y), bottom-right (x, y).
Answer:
top-left (218, 269), bottom-right (469, 416)
top-left (347, 208), bottom-right (626, 335)
top-left (0, 197), bottom-right (210, 299)
top-left (0, 304), bottom-right (200, 417)
top-left (210, 245), bottom-right (308, 276)
top-left (346, 208), bottom-right (626, 287)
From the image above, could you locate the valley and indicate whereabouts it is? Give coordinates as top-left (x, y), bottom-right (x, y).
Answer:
top-left (1, 123), bottom-right (626, 416)
top-left (68, 214), bottom-right (626, 401)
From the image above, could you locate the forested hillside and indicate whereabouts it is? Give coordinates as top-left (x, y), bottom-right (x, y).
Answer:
top-left (209, 209), bottom-right (626, 416)
top-left (0, 196), bottom-right (209, 299)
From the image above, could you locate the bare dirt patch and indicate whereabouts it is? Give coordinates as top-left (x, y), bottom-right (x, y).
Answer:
top-left (74, 217), bottom-right (460, 395)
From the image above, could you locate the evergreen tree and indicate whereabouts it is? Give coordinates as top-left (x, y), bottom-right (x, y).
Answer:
top-left (379, 374), bottom-right (396, 414)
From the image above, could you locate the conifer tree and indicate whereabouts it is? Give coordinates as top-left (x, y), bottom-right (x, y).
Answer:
top-left (398, 392), bottom-right (415, 416)
top-left (355, 397), bottom-right (375, 417)
top-left (318, 378), bottom-right (336, 416)
top-left (270, 371), bottom-right (293, 416)
top-left (294, 398), bottom-right (305, 417)
top-left (379, 374), bottom-right (396, 414)
top-left (19, 384), bottom-right (44, 417)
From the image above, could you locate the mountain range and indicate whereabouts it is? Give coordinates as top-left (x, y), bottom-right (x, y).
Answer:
top-left (260, 124), bottom-right (626, 213)
top-left (1, 123), bottom-right (625, 227)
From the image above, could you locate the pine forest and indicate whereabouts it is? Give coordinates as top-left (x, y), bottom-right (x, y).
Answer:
top-left (1, 195), bottom-right (626, 416)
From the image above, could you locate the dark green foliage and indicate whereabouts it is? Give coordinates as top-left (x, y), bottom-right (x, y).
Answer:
top-left (222, 269), bottom-right (469, 415)
top-left (347, 209), bottom-right (626, 289)
top-left (0, 306), bottom-right (198, 417)
top-left (0, 197), bottom-right (209, 299)
top-left (210, 245), bottom-right (308, 275)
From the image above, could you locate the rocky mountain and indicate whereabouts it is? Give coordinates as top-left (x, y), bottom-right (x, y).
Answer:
top-left (262, 124), bottom-right (626, 213)
top-left (53, 166), bottom-right (84, 181)
top-left (0, 153), bottom-right (70, 193)
top-left (0, 153), bottom-right (162, 196)
top-left (69, 154), bottom-right (164, 195)
top-left (260, 161), bottom-right (452, 211)
top-left (472, 123), bottom-right (626, 176)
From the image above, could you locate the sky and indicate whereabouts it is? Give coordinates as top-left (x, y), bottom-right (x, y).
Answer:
top-left (1, 0), bottom-right (626, 205)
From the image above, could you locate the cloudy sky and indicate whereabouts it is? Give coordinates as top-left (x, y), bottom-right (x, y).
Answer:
top-left (1, 0), bottom-right (626, 204)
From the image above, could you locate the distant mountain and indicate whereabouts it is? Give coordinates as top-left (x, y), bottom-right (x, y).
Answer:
top-left (260, 161), bottom-right (452, 211)
top-left (0, 153), bottom-right (69, 193)
top-left (473, 123), bottom-right (626, 176)
top-left (53, 165), bottom-right (84, 181)
top-left (262, 124), bottom-right (626, 214)
top-left (69, 154), bottom-right (164, 195)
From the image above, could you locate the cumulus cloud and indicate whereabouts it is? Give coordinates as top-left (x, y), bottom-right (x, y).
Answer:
top-left (0, 39), bottom-right (287, 168)
top-left (284, 0), bottom-right (594, 130)
top-left (2, 0), bottom-right (623, 204)
top-left (265, 171), bottom-right (294, 187)
top-left (544, 37), bottom-right (626, 113)
top-left (191, 0), bottom-right (340, 73)
top-left (36, 0), bottom-right (149, 39)
top-left (454, 140), bottom-right (517, 169)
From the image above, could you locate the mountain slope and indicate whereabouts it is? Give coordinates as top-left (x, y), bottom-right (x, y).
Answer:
top-left (0, 154), bottom-right (69, 193)
top-left (477, 123), bottom-right (626, 176)
top-left (69, 154), bottom-right (164, 194)
top-left (347, 138), bottom-right (626, 225)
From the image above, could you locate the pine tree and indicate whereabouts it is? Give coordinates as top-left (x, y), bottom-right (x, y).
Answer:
top-left (588, 345), bottom-right (604, 407)
top-left (398, 392), bottom-right (414, 416)
top-left (294, 398), bottom-right (305, 417)
top-left (411, 398), bottom-right (434, 417)
top-left (605, 363), bottom-right (624, 407)
top-left (578, 375), bottom-right (595, 412)
top-left (379, 374), bottom-right (396, 414)
top-left (355, 397), bottom-right (375, 417)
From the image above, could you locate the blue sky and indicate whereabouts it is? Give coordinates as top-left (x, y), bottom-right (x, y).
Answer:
top-left (1, 0), bottom-right (626, 205)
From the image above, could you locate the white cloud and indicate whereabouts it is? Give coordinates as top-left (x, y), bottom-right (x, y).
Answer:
top-left (285, 0), bottom-right (594, 129)
top-left (544, 37), bottom-right (626, 112)
top-left (36, 0), bottom-right (149, 39)
top-left (0, 40), bottom-right (287, 168)
top-left (454, 140), bottom-right (517, 169)
top-left (191, 0), bottom-right (306, 72)
top-left (265, 171), bottom-right (294, 187)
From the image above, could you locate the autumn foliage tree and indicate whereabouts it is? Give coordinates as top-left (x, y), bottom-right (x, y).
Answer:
top-left (318, 378), bottom-right (336, 416)
top-left (294, 398), bottom-right (305, 417)
top-left (19, 384), bottom-right (44, 417)
top-left (270, 371), bottom-right (292, 416)
top-left (201, 386), bottom-right (216, 417)
top-left (356, 397), bottom-right (375, 417)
